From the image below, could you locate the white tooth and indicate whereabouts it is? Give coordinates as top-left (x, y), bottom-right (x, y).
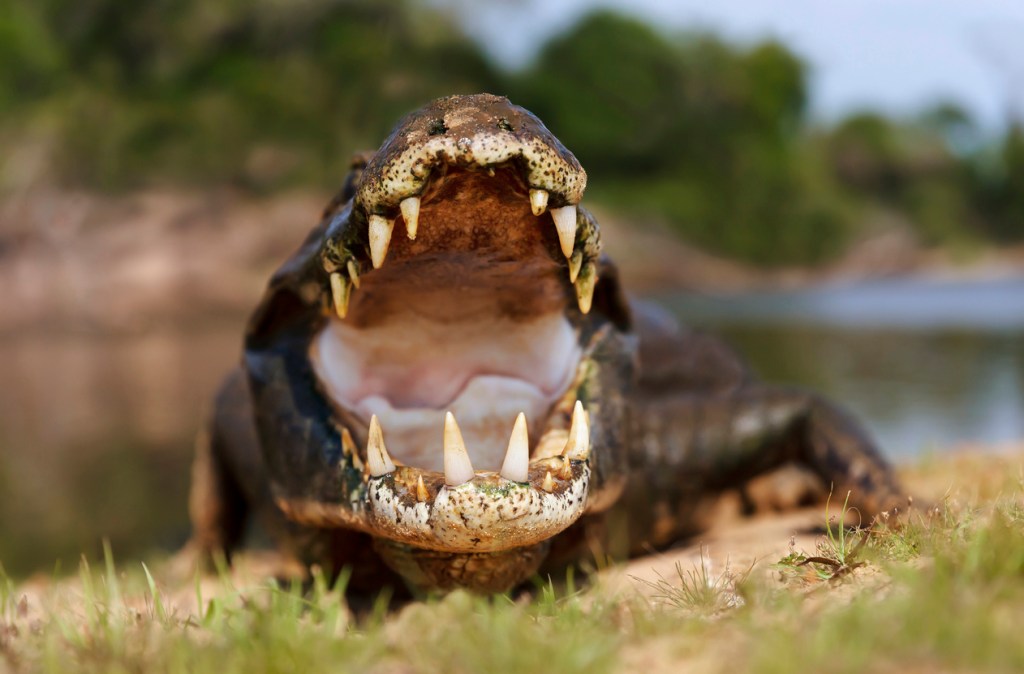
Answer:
top-left (329, 272), bottom-right (350, 319)
top-left (346, 259), bottom-right (361, 289)
top-left (368, 214), bottom-right (394, 269)
top-left (499, 413), bottom-right (530, 482)
top-left (575, 263), bottom-right (597, 314)
top-left (551, 205), bottom-right (577, 259)
top-left (529, 189), bottom-right (549, 216)
top-left (366, 415), bottom-right (396, 477)
top-left (564, 400), bottom-right (590, 461)
top-left (443, 411), bottom-right (475, 486)
top-left (541, 470), bottom-right (555, 493)
top-left (400, 196), bottom-right (420, 240)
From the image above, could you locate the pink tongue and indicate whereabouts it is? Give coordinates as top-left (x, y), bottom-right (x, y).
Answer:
top-left (311, 312), bottom-right (579, 410)
top-left (309, 311), bottom-right (581, 469)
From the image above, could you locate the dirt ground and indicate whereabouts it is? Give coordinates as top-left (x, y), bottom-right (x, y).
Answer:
top-left (615, 445), bottom-right (1023, 589)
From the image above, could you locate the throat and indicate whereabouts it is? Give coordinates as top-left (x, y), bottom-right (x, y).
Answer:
top-left (310, 311), bottom-right (580, 471)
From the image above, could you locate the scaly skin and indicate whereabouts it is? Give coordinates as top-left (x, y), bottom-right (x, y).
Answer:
top-left (183, 94), bottom-right (905, 595)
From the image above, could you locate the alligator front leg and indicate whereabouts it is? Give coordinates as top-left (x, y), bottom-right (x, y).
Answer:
top-left (615, 301), bottom-right (906, 554)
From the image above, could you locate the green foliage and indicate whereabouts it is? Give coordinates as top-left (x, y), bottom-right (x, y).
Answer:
top-left (0, 0), bottom-right (502, 190)
top-left (513, 12), bottom-right (849, 265)
top-left (0, 1), bottom-right (1018, 264)
top-left (971, 124), bottom-right (1024, 243)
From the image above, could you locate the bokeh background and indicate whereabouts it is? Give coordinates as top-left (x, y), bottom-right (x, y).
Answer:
top-left (1, 0), bottom-right (1022, 577)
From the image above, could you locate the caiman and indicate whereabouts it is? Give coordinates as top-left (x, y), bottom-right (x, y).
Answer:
top-left (183, 94), bottom-right (905, 594)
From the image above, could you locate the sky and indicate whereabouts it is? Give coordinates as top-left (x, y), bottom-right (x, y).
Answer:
top-left (435, 0), bottom-right (1024, 130)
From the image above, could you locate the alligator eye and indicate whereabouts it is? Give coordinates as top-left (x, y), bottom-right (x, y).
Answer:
top-left (428, 119), bottom-right (448, 136)
top-left (497, 117), bottom-right (514, 132)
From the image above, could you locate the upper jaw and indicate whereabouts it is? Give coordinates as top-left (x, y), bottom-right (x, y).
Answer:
top-left (320, 161), bottom-right (602, 325)
top-left (355, 93), bottom-right (586, 219)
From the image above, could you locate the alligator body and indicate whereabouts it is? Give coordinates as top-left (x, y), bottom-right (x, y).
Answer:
top-left (185, 94), bottom-right (904, 594)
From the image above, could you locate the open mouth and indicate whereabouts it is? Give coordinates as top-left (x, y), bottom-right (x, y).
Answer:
top-left (312, 164), bottom-right (594, 476)
top-left (248, 95), bottom-right (629, 560)
top-left (307, 150), bottom-right (602, 550)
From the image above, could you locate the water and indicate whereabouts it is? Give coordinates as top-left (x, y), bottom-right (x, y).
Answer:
top-left (659, 276), bottom-right (1024, 458)
top-left (0, 276), bottom-right (1020, 575)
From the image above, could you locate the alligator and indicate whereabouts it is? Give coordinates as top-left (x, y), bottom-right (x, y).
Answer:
top-left (183, 94), bottom-right (905, 594)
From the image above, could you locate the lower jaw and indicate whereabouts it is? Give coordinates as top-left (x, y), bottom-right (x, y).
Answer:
top-left (264, 322), bottom-right (630, 590)
top-left (372, 538), bottom-right (551, 594)
top-left (273, 344), bottom-right (603, 552)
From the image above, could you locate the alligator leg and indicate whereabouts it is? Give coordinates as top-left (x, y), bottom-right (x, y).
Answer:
top-left (172, 369), bottom-right (255, 572)
top-left (615, 301), bottom-right (907, 555)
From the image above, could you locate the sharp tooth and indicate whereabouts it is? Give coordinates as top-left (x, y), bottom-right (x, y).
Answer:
top-left (568, 250), bottom-right (584, 283)
top-left (499, 413), bottom-right (530, 482)
top-left (563, 400), bottom-right (590, 461)
top-left (559, 456), bottom-right (573, 480)
top-left (575, 262), bottom-right (597, 314)
top-left (529, 189), bottom-right (549, 216)
top-left (368, 214), bottom-right (394, 269)
top-left (443, 412), bottom-right (474, 486)
top-left (551, 205), bottom-right (577, 258)
top-left (416, 475), bottom-right (429, 502)
top-left (366, 415), bottom-right (396, 477)
top-left (400, 196), bottom-right (420, 240)
top-left (329, 272), bottom-right (350, 319)
top-left (341, 427), bottom-right (357, 457)
top-left (346, 259), bottom-right (361, 289)
top-left (541, 470), bottom-right (555, 493)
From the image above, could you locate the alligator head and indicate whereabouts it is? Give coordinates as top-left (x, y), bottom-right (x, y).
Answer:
top-left (244, 94), bottom-right (635, 593)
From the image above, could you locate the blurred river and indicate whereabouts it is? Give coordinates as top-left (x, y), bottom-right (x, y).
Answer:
top-left (660, 276), bottom-right (1024, 458)
top-left (1, 275), bottom-right (1021, 576)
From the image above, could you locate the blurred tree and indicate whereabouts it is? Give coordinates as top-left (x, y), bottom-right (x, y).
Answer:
top-left (0, 2), bottom-right (1013, 263)
top-left (3, 0), bottom-right (502, 189)
top-left (0, 2), bottom-right (64, 107)
top-left (825, 110), bottom-right (980, 248)
top-left (919, 101), bottom-right (979, 154)
top-left (827, 113), bottom-right (905, 199)
top-left (514, 12), bottom-right (844, 265)
top-left (512, 11), bottom-right (688, 175)
top-left (971, 124), bottom-right (1024, 242)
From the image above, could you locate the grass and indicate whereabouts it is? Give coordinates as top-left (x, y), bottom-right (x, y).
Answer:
top-left (632, 546), bottom-right (749, 616)
top-left (774, 490), bottom-right (871, 582)
top-left (3, 461), bottom-right (1024, 673)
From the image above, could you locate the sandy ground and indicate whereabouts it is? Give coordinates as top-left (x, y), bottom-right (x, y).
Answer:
top-left (615, 445), bottom-right (1024, 590)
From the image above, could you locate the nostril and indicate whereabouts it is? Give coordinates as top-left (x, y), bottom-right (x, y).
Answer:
top-left (428, 119), bottom-right (448, 136)
top-left (497, 117), bottom-right (514, 132)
